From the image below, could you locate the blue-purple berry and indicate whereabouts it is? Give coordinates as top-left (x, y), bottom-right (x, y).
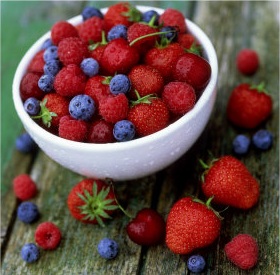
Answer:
top-left (44, 59), bottom-right (61, 76)
top-left (97, 238), bottom-right (119, 259)
top-left (80, 58), bottom-right (99, 77)
top-left (107, 24), bottom-right (128, 41)
top-left (69, 94), bottom-right (95, 121)
top-left (38, 74), bottom-right (54, 93)
top-left (17, 202), bottom-right (39, 223)
top-left (232, 134), bottom-right (250, 155)
top-left (15, 133), bottom-right (37, 153)
top-left (252, 129), bottom-right (273, 150)
top-left (41, 38), bottom-right (53, 50)
top-left (43, 45), bottom-right (58, 62)
top-left (109, 74), bottom-right (131, 95)
top-left (113, 120), bottom-right (135, 142)
top-left (187, 255), bottom-right (206, 273)
top-left (21, 243), bottom-right (40, 263)
top-left (82, 6), bottom-right (103, 21)
top-left (160, 26), bottom-right (178, 42)
top-left (24, 97), bottom-right (41, 115)
top-left (141, 10), bottom-right (159, 25)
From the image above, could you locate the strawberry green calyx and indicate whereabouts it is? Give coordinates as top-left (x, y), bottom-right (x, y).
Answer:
top-left (250, 82), bottom-right (268, 94)
top-left (199, 158), bottom-right (218, 182)
top-left (88, 31), bottom-right (107, 51)
top-left (31, 98), bottom-right (57, 128)
top-left (185, 42), bottom-right (203, 56)
top-left (77, 182), bottom-right (119, 227)
top-left (121, 4), bottom-right (142, 22)
top-left (101, 76), bottom-right (113, 85)
top-left (130, 91), bottom-right (157, 106)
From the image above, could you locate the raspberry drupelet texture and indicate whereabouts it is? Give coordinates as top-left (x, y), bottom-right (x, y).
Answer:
top-left (13, 174), bottom-right (38, 201)
top-left (51, 21), bottom-right (78, 45)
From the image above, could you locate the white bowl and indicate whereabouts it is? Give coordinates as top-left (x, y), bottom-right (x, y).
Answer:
top-left (13, 6), bottom-right (218, 181)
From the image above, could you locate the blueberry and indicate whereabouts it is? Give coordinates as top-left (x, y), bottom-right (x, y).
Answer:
top-left (43, 45), bottom-right (58, 62)
top-left (232, 134), bottom-right (250, 155)
top-left (113, 120), bottom-right (135, 142)
top-left (141, 10), bottom-right (159, 25)
top-left (38, 74), bottom-right (54, 93)
top-left (44, 59), bottom-right (61, 76)
top-left (80, 58), bottom-right (99, 77)
top-left (109, 74), bottom-right (131, 95)
top-left (107, 24), bottom-right (128, 41)
top-left (97, 238), bottom-right (118, 259)
top-left (21, 243), bottom-right (40, 263)
top-left (252, 129), bottom-right (273, 150)
top-left (17, 202), bottom-right (39, 223)
top-left (24, 97), bottom-right (41, 115)
top-left (15, 133), bottom-right (37, 153)
top-left (69, 94), bottom-right (95, 121)
top-left (41, 38), bottom-right (53, 50)
top-left (160, 26), bottom-right (178, 42)
top-left (82, 6), bottom-right (103, 21)
top-left (187, 255), bottom-right (206, 273)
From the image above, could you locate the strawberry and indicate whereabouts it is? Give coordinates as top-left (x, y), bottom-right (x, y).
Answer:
top-left (67, 179), bottom-right (118, 226)
top-left (99, 38), bottom-right (140, 75)
top-left (128, 65), bottom-right (164, 99)
top-left (236, 48), bottom-right (259, 76)
top-left (200, 155), bottom-right (260, 210)
top-left (144, 42), bottom-right (185, 82)
top-left (128, 94), bottom-right (170, 137)
top-left (166, 197), bottom-right (221, 254)
top-left (224, 234), bottom-right (259, 270)
top-left (159, 8), bottom-right (187, 34)
top-left (126, 208), bottom-right (166, 246)
top-left (226, 83), bottom-right (273, 129)
top-left (172, 52), bottom-right (211, 91)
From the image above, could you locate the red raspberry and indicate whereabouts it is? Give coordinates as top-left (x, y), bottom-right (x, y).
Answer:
top-left (35, 222), bottom-right (62, 250)
top-left (162, 82), bottom-right (196, 115)
top-left (236, 48), bottom-right (259, 75)
top-left (54, 64), bottom-right (87, 97)
top-left (58, 37), bottom-right (88, 66)
top-left (51, 21), bottom-right (78, 45)
top-left (13, 174), bottom-right (37, 201)
top-left (87, 119), bottom-right (114, 143)
top-left (43, 93), bottom-right (70, 127)
top-left (99, 94), bottom-right (129, 123)
top-left (58, 115), bottom-right (88, 142)
top-left (178, 33), bottom-right (200, 51)
top-left (78, 16), bottom-right (104, 43)
top-left (20, 72), bottom-right (45, 101)
top-left (27, 49), bottom-right (45, 74)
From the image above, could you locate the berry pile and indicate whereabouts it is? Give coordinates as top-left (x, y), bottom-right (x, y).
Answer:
top-left (20, 3), bottom-right (211, 143)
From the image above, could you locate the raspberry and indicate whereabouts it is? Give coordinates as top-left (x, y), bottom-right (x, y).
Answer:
top-left (159, 8), bottom-right (187, 33)
top-left (20, 72), bottom-right (45, 101)
top-left (57, 37), bottom-right (88, 66)
top-left (99, 94), bottom-right (129, 123)
top-left (27, 49), bottom-right (45, 74)
top-left (54, 64), bottom-right (87, 97)
top-left (78, 16), bottom-right (104, 43)
top-left (224, 234), bottom-right (259, 270)
top-left (58, 115), bottom-right (88, 142)
top-left (13, 174), bottom-right (37, 201)
top-left (51, 21), bottom-right (78, 45)
top-left (35, 222), bottom-right (62, 250)
top-left (236, 48), bottom-right (259, 75)
top-left (162, 82), bottom-right (196, 115)
top-left (87, 119), bottom-right (114, 143)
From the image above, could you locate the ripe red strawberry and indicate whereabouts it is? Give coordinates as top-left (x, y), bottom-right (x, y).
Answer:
top-left (99, 94), bottom-right (129, 123)
top-left (200, 155), bottom-right (260, 210)
top-left (100, 38), bottom-right (139, 75)
top-left (51, 21), bottom-right (78, 45)
top-left (67, 178), bottom-right (118, 226)
top-left (103, 2), bottom-right (141, 31)
top-left (88, 31), bottom-right (108, 65)
top-left (144, 42), bottom-right (185, 82)
top-left (236, 48), bottom-right (259, 75)
top-left (162, 81), bottom-right (196, 115)
top-left (166, 197), bottom-right (221, 254)
top-left (78, 16), bottom-right (104, 43)
top-left (57, 37), bottom-right (88, 66)
top-left (172, 52), bottom-right (211, 91)
top-left (224, 234), bottom-right (259, 270)
top-left (128, 95), bottom-right (169, 137)
top-left (159, 8), bottom-right (187, 34)
top-left (87, 119), bottom-right (114, 143)
top-left (54, 64), bottom-right (87, 97)
top-left (126, 208), bottom-right (166, 246)
top-left (13, 174), bottom-right (37, 201)
top-left (35, 222), bottom-right (62, 250)
top-left (27, 49), bottom-right (45, 74)
top-left (128, 65), bottom-right (164, 99)
top-left (226, 83), bottom-right (273, 129)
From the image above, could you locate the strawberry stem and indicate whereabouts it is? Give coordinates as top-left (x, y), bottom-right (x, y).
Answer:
top-left (130, 91), bottom-right (157, 106)
top-left (250, 82), bottom-right (269, 94)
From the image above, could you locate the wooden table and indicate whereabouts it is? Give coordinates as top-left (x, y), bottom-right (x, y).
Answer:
top-left (1, 1), bottom-right (279, 274)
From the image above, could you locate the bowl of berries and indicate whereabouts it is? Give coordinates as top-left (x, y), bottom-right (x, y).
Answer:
top-left (13, 3), bottom-right (218, 180)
